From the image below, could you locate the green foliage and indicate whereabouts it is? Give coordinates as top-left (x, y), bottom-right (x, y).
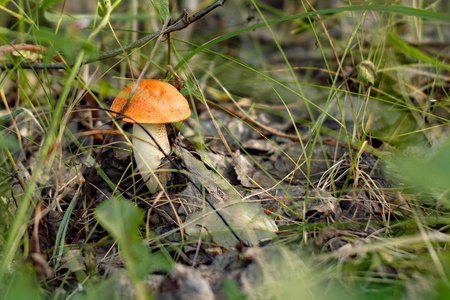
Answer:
top-left (96, 197), bottom-right (151, 281)
top-left (0, 136), bottom-right (17, 151)
top-left (0, 3), bottom-right (34, 24)
top-left (388, 34), bottom-right (450, 71)
top-left (0, 109), bottom-right (23, 151)
top-left (95, 197), bottom-right (172, 298)
top-left (0, 192), bottom-right (14, 248)
top-left (390, 137), bottom-right (450, 206)
top-left (31, 27), bottom-right (96, 62)
top-left (95, 197), bottom-right (171, 281)
top-left (1, 266), bottom-right (41, 300)
top-left (39, 0), bottom-right (63, 11)
top-left (222, 279), bottom-right (246, 300)
top-left (435, 252), bottom-right (450, 299)
top-left (153, 0), bottom-right (170, 23)
top-left (0, 108), bottom-right (23, 124)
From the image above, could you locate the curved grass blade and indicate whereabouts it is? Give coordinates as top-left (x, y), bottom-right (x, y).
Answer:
top-left (175, 4), bottom-right (450, 71)
top-left (388, 33), bottom-right (450, 71)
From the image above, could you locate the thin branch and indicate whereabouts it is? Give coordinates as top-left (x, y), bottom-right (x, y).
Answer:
top-left (0, 0), bottom-right (226, 71)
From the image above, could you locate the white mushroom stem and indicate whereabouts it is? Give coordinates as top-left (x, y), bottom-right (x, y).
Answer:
top-left (132, 123), bottom-right (170, 191)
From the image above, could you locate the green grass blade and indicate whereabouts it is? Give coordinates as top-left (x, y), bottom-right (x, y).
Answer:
top-left (388, 33), bottom-right (450, 71)
top-left (175, 5), bottom-right (450, 71)
top-left (0, 4), bottom-right (34, 25)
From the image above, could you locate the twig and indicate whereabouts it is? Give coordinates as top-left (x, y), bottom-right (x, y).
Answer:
top-left (0, 0), bottom-right (227, 71)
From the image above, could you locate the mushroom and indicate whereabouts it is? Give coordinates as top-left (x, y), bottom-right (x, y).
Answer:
top-left (110, 79), bottom-right (190, 191)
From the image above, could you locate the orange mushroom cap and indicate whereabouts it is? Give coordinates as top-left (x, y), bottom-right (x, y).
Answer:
top-left (110, 79), bottom-right (190, 124)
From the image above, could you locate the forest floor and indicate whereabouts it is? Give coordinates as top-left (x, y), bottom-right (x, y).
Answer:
top-left (1, 1), bottom-right (450, 299)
